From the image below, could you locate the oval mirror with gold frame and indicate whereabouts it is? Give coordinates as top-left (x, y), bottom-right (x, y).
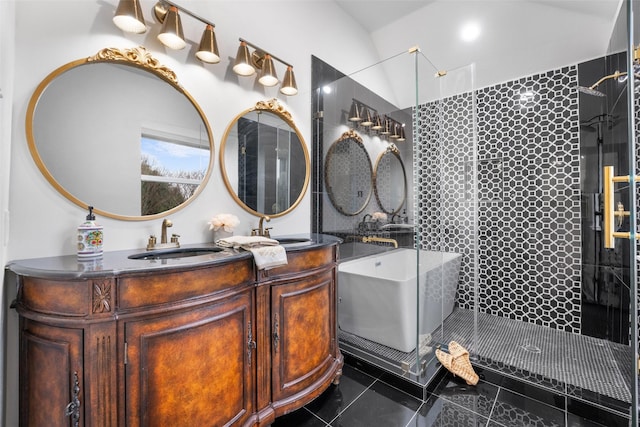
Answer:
top-left (220, 99), bottom-right (310, 217)
top-left (324, 130), bottom-right (373, 216)
top-left (26, 46), bottom-right (214, 220)
top-left (373, 143), bottom-right (407, 215)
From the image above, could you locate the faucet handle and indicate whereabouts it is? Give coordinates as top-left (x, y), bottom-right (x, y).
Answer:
top-left (147, 235), bottom-right (157, 250)
top-left (264, 227), bottom-right (272, 238)
top-left (170, 233), bottom-right (180, 244)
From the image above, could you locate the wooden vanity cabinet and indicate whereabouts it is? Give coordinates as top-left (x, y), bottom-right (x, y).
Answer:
top-left (122, 286), bottom-right (255, 427)
top-left (261, 246), bottom-right (342, 419)
top-left (12, 240), bottom-right (342, 427)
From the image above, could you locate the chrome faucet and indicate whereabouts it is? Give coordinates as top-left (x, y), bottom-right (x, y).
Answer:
top-left (251, 215), bottom-right (272, 237)
top-left (147, 218), bottom-right (180, 250)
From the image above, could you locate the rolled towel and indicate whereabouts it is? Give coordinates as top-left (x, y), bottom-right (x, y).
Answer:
top-left (216, 235), bottom-right (279, 248)
top-left (250, 245), bottom-right (288, 270)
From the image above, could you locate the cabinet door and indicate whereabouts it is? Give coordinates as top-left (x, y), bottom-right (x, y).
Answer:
top-left (20, 320), bottom-right (84, 427)
top-left (271, 269), bottom-right (336, 403)
top-left (124, 289), bottom-right (255, 427)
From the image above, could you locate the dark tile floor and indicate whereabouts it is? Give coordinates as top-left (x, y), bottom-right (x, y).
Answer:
top-left (272, 360), bottom-right (630, 427)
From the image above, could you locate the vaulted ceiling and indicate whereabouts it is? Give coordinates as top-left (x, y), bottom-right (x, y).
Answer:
top-left (334, 0), bottom-right (623, 107)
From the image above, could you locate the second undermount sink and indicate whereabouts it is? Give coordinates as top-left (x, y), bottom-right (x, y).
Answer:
top-left (273, 237), bottom-right (312, 244)
top-left (128, 247), bottom-right (223, 260)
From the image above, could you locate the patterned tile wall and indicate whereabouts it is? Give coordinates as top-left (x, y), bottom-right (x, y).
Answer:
top-left (417, 66), bottom-right (582, 333)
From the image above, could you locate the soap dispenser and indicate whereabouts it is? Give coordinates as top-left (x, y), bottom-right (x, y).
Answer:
top-left (77, 206), bottom-right (103, 258)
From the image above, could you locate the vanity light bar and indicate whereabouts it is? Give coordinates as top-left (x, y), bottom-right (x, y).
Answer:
top-left (233, 38), bottom-right (298, 96)
top-left (350, 98), bottom-right (406, 141)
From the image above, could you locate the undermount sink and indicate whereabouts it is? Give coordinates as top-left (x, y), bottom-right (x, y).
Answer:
top-left (128, 247), bottom-right (223, 260)
top-left (274, 237), bottom-right (312, 244)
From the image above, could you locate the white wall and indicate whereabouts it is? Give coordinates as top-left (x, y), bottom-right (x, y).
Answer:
top-left (7, 0), bottom-right (386, 261)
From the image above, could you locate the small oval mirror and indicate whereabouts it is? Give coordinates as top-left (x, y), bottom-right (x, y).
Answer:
top-left (324, 130), bottom-right (373, 216)
top-left (220, 99), bottom-right (310, 217)
top-left (373, 144), bottom-right (407, 215)
top-left (26, 46), bottom-right (214, 220)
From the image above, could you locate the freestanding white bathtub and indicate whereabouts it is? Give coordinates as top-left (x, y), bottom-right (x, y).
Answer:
top-left (338, 248), bottom-right (462, 353)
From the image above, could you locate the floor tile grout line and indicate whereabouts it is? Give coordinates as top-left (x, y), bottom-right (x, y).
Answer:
top-left (324, 377), bottom-right (379, 425)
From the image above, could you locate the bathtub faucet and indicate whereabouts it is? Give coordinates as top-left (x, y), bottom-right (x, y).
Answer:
top-left (362, 236), bottom-right (398, 248)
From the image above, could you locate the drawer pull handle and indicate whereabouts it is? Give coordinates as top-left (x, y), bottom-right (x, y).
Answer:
top-left (64, 371), bottom-right (81, 427)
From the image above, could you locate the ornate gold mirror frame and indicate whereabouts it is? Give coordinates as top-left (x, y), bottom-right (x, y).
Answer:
top-left (219, 99), bottom-right (311, 218)
top-left (25, 46), bottom-right (215, 220)
top-left (324, 129), bottom-right (373, 216)
top-left (373, 143), bottom-right (407, 215)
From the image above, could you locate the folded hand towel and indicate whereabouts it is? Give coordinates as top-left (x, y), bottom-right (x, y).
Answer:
top-left (250, 245), bottom-right (288, 270)
top-left (216, 235), bottom-right (279, 248)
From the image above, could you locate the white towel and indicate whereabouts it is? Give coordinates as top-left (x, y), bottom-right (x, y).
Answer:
top-left (215, 235), bottom-right (288, 270)
top-left (249, 245), bottom-right (288, 270)
top-left (216, 235), bottom-right (279, 249)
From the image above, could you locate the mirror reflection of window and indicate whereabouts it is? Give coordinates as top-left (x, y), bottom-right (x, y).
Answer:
top-left (140, 128), bottom-right (208, 215)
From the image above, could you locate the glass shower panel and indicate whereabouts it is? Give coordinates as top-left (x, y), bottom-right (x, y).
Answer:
top-left (312, 48), bottom-right (473, 386)
top-left (413, 58), bottom-right (478, 379)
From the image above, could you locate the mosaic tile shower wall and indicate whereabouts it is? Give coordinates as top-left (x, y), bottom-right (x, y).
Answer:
top-left (417, 66), bottom-right (582, 333)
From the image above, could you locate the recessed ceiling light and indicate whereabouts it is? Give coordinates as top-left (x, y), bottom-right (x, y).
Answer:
top-left (460, 22), bottom-right (481, 42)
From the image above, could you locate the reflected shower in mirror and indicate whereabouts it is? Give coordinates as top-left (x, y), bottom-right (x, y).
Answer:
top-left (324, 130), bottom-right (373, 216)
top-left (373, 143), bottom-right (407, 215)
top-left (220, 99), bottom-right (310, 217)
top-left (26, 47), bottom-right (214, 220)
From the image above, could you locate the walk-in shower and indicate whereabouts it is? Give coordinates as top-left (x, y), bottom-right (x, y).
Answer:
top-left (311, 2), bottom-right (638, 423)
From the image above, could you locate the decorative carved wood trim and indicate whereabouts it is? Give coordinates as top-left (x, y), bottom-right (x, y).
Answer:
top-left (92, 281), bottom-right (112, 313)
top-left (96, 335), bottom-right (113, 426)
top-left (255, 98), bottom-right (293, 122)
top-left (89, 46), bottom-right (179, 85)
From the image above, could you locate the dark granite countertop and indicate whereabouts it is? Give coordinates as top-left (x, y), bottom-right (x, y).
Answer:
top-left (5, 233), bottom-right (342, 280)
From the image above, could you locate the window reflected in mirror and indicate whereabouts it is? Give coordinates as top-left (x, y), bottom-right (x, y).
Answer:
top-left (140, 128), bottom-right (209, 215)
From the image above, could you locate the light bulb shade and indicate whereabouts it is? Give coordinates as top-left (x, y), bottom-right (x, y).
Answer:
top-left (258, 54), bottom-right (279, 86)
top-left (233, 41), bottom-right (256, 76)
top-left (390, 122), bottom-right (400, 139)
top-left (113, 0), bottom-right (146, 34)
top-left (371, 113), bottom-right (383, 130)
top-left (196, 25), bottom-right (220, 63)
top-left (397, 126), bottom-right (406, 141)
top-left (361, 107), bottom-right (373, 126)
top-left (280, 66), bottom-right (298, 96)
top-left (380, 117), bottom-right (391, 134)
top-left (348, 101), bottom-right (362, 122)
top-left (157, 6), bottom-right (185, 49)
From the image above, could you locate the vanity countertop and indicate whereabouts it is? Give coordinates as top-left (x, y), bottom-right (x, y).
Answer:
top-left (6, 233), bottom-right (341, 280)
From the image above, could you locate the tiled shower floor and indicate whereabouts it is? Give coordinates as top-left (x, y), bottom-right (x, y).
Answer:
top-left (340, 307), bottom-right (634, 417)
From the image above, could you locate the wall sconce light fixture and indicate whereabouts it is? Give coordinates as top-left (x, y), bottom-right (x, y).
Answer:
top-left (348, 99), bottom-right (406, 141)
top-left (233, 38), bottom-right (298, 96)
top-left (114, 0), bottom-right (220, 63)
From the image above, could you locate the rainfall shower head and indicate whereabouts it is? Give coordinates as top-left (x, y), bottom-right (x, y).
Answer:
top-left (577, 86), bottom-right (606, 97)
top-left (578, 70), bottom-right (628, 97)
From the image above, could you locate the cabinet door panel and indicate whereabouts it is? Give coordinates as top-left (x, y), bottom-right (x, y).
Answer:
top-left (125, 290), bottom-right (254, 427)
top-left (21, 322), bottom-right (84, 427)
top-left (271, 270), bottom-right (334, 401)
